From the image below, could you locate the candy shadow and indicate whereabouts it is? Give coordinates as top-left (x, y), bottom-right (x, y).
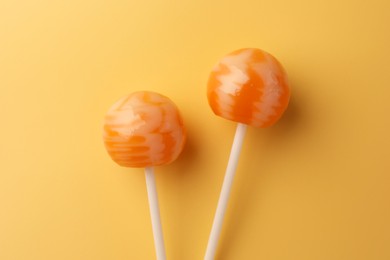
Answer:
top-left (165, 120), bottom-right (201, 180)
top-left (273, 96), bottom-right (302, 133)
top-left (217, 91), bottom-right (305, 259)
top-left (159, 120), bottom-right (202, 260)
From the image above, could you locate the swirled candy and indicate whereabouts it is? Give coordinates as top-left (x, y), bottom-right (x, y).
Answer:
top-left (103, 91), bottom-right (186, 168)
top-left (207, 48), bottom-right (290, 127)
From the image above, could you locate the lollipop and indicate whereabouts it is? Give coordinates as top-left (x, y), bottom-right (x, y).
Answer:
top-left (103, 91), bottom-right (186, 260)
top-left (205, 48), bottom-right (290, 259)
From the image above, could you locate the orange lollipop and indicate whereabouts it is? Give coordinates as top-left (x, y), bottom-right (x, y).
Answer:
top-left (205, 48), bottom-right (290, 259)
top-left (103, 91), bottom-right (186, 260)
top-left (208, 48), bottom-right (290, 127)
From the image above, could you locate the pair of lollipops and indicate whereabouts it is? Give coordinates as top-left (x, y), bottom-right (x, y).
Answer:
top-left (103, 48), bottom-right (290, 260)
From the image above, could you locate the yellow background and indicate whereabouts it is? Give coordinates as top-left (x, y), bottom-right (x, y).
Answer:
top-left (1, 0), bottom-right (390, 259)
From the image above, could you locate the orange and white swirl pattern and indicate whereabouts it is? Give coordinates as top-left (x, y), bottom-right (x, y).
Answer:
top-left (207, 48), bottom-right (290, 128)
top-left (103, 91), bottom-right (186, 168)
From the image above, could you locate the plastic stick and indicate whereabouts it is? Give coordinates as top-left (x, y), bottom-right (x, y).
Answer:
top-left (204, 123), bottom-right (247, 260)
top-left (145, 167), bottom-right (166, 260)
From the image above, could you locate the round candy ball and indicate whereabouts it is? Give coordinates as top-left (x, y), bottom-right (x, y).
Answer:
top-left (103, 91), bottom-right (186, 168)
top-left (207, 48), bottom-right (290, 128)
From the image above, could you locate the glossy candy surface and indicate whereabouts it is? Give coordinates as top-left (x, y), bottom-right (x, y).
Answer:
top-left (207, 48), bottom-right (290, 128)
top-left (103, 91), bottom-right (186, 168)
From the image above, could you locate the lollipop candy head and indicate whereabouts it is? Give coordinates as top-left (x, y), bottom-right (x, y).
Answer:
top-left (207, 48), bottom-right (290, 128)
top-left (103, 91), bottom-right (186, 168)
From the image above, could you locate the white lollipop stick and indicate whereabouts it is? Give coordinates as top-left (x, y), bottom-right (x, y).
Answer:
top-left (145, 167), bottom-right (167, 260)
top-left (205, 123), bottom-right (248, 260)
